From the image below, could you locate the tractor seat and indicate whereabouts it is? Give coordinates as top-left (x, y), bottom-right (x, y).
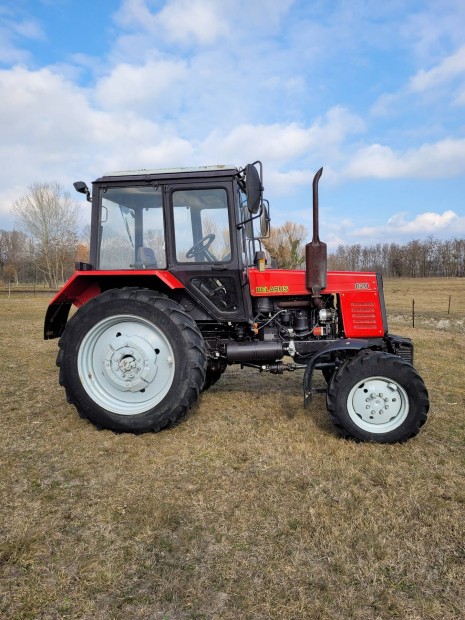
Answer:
top-left (137, 247), bottom-right (158, 269)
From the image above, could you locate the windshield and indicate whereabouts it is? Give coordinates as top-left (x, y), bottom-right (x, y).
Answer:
top-left (99, 186), bottom-right (166, 270)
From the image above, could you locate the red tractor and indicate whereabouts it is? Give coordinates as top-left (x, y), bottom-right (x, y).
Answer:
top-left (44, 163), bottom-right (429, 442)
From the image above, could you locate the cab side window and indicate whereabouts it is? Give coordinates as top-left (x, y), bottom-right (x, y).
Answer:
top-left (172, 188), bottom-right (231, 263)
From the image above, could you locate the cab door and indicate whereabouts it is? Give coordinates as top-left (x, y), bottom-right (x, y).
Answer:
top-left (166, 183), bottom-right (251, 321)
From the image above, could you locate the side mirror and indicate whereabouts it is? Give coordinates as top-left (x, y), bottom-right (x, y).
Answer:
top-left (260, 202), bottom-right (270, 237)
top-left (73, 181), bottom-right (91, 202)
top-left (246, 163), bottom-right (262, 214)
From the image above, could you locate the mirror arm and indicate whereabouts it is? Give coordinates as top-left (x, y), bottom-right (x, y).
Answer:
top-left (237, 207), bottom-right (262, 230)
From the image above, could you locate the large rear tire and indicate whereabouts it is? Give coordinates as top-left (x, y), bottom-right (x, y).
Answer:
top-left (326, 351), bottom-right (429, 443)
top-left (57, 289), bottom-right (206, 433)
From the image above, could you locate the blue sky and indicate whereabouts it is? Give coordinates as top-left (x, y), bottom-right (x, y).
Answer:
top-left (1, 0), bottom-right (465, 248)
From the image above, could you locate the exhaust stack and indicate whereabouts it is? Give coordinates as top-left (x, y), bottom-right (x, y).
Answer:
top-left (305, 167), bottom-right (327, 304)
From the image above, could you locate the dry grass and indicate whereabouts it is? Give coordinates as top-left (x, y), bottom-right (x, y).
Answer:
top-left (384, 277), bottom-right (465, 332)
top-left (1, 281), bottom-right (465, 619)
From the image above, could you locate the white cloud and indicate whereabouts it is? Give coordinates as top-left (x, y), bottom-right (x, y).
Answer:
top-left (94, 57), bottom-right (188, 112)
top-left (157, 0), bottom-right (230, 45)
top-left (204, 123), bottom-right (317, 165)
top-left (355, 210), bottom-right (465, 238)
top-left (404, 2), bottom-right (465, 65)
top-left (409, 44), bottom-right (465, 92)
top-left (370, 92), bottom-right (401, 117)
top-left (387, 210), bottom-right (458, 232)
top-left (0, 59), bottom-right (365, 227)
top-left (13, 18), bottom-right (44, 41)
top-left (114, 0), bottom-right (294, 46)
top-left (113, 0), bottom-right (158, 32)
top-left (0, 61), bottom-right (284, 221)
top-left (1, 0), bottom-right (464, 243)
top-left (200, 107), bottom-right (365, 167)
top-left (266, 169), bottom-right (314, 195)
top-left (0, 66), bottom-right (90, 143)
top-left (114, 0), bottom-right (229, 46)
top-left (371, 43), bottom-right (465, 119)
top-left (0, 65), bottom-right (195, 223)
top-left (344, 138), bottom-right (465, 179)
top-left (0, 13), bottom-right (45, 65)
top-left (102, 136), bottom-right (195, 173)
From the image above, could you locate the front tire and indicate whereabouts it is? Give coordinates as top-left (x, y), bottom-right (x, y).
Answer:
top-left (57, 289), bottom-right (206, 433)
top-left (327, 351), bottom-right (429, 443)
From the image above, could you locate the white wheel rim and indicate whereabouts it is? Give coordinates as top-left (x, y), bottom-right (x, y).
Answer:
top-left (77, 314), bottom-right (175, 415)
top-left (347, 376), bottom-right (409, 433)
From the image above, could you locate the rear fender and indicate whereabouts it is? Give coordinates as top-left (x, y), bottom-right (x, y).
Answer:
top-left (44, 270), bottom-right (184, 339)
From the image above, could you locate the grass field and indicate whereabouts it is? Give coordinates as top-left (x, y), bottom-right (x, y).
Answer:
top-left (1, 279), bottom-right (465, 619)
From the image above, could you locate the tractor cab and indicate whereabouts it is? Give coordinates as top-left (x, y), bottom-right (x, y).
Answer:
top-left (77, 163), bottom-right (268, 321)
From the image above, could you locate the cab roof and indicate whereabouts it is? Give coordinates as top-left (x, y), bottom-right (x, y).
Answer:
top-left (95, 165), bottom-right (239, 183)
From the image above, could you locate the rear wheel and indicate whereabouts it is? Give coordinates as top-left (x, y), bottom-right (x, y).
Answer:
top-left (57, 289), bottom-right (206, 433)
top-left (326, 351), bottom-right (429, 443)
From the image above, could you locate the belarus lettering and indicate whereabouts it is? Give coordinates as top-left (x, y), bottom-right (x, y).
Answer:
top-left (256, 285), bottom-right (289, 293)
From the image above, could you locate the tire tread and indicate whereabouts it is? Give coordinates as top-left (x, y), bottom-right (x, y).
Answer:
top-left (326, 350), bottom-right (429, 443)
top-left (57, 287), bottom-right (206, 433)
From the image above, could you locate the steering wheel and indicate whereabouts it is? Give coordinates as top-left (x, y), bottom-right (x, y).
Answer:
top-left (186, 233), bottom-right (216, 260)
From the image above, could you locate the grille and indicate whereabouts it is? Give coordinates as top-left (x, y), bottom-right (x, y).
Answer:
top-left (350, 301), bottom-right (378, 330)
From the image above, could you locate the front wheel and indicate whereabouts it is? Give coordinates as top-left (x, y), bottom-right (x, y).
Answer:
top-left (57, 289), bottom-right (206, 433)
top-left (326, 351), bottom-right (429, 443)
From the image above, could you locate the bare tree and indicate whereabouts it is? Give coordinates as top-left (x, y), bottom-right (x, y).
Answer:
top-left (263, 221), bottom-right (307, 269)
top-left (0, 229), bottom-right (33, 284)
top-left (12, 182), bottom-right (79, 288)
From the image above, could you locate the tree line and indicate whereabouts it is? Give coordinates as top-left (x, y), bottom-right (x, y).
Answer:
top-left (261, 222), bottom-right (465, 277)
top-left (328, 237), bottom-right (465, 277)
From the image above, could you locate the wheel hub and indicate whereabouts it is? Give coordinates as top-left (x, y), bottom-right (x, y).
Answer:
top-left (119, 355), bottom-right (137, 374)
top-left (104, 335), bottom-right (159, 392)
top-left (78, 314), bottom-right (177, 416)
top-left (350, 379), bottom-right (404, 426)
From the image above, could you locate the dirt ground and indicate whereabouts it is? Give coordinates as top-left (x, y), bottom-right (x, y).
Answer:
top-left (1, 280), bottom-right (464, 619)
